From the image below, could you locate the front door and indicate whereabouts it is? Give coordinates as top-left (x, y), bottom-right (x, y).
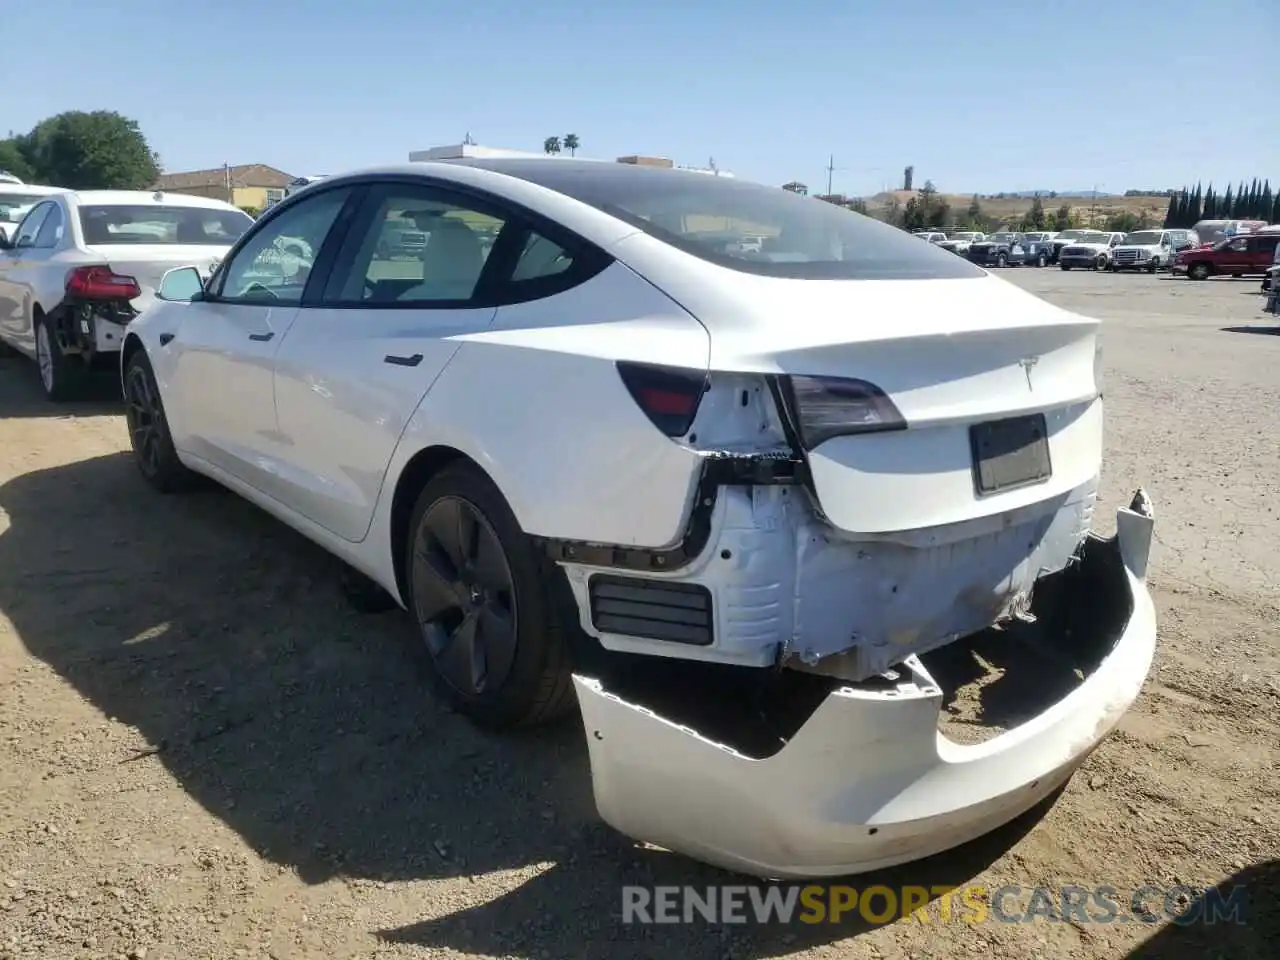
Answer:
top-left (164, 183), bottom-right (358, 493)
top-left (1216, 236), bottom-right (1251, 273)
top-left (270, 180), bottom-right (516, 542)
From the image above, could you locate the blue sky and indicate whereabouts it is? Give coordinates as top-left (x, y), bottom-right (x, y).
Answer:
top-left (7, 0), bottom-right (1278, 197)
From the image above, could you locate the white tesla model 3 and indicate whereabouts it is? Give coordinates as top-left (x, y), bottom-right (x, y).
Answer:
top-left (122, 159), bottom-right (1158, 878)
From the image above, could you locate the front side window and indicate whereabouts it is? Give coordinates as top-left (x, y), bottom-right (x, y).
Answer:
top-left (1226, 238), bottom-right (1248, 253)
top-left (452, 160), bottom-right (984, 280)
top-left (77, 205), bottom-right (253, 245)
top-left (10, 202), bottom-right (50, 247)
top-left (34, 203), bottom-right (64, 247)
top-left (215, 186), bottom-right (353, 304)
top-left (328, 186), bottom-right (508, 304)
top-left (0, 192), bottom-right (54, 226)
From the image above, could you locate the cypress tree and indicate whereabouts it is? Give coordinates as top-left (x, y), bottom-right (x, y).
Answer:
top-left (1223, 185), bottom-right (1234, 219)
top-left (1163, 192), bottom-right (1178, 228)
top-left (1262, 180), bottom-right (1273, 222)
top-left (1204, 184), bottom-right (1216, 219)
top-left (1190, 183), bottom-right (1203, 223)
top-left (1249, 178), bottom-right (1261, 217)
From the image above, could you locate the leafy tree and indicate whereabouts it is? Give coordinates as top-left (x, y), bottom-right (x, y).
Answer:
top-left (845, 198), bottom-right (869, 215)
top-left (542, 136), bottom-right (561, 155)
top-left (1024, 194), bottom-right (1046, 230)
top-left (0, 138), bottom-right (33, 181)
top-left (880, 194), bottom-right (903, 227)
top-left (1054, 203), bottom-right (1073, 231)
top-left (1106, 211), bottom-right (1142, 233)
top-left (902, 196), bottom-right (926, 231)
top-left (14, 110), bottom-right (159, 189)
top-left (967, 194), bottom-right (982, 223)
top-left (563, 133), bottom-right (580, 156)
top-left (927, 198), bottom-right (951, 231)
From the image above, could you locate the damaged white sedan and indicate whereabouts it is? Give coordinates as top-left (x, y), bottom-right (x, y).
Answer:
top-left (121, 158), bottom-right (1157, 879)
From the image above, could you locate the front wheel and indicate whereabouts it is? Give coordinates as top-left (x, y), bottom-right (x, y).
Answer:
top-left (1188, 262), bottom-right (1211, 281)
top-left (1061, 263), bottom-right (1072, 271)
top-left (1147, 260), bottom-right (1159, 274)
top-left (1035, 252), bottom-right (1047, 268)
top-left (124, 350), bottom-right (196, 493)
top-left (405, 462), bottom-right (576, 730)
top-left (995, 253), bottom-right (1008, 268)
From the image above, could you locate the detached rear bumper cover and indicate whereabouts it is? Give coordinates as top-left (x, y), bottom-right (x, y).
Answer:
top-left (572, 490), bottom-right (1157, 879)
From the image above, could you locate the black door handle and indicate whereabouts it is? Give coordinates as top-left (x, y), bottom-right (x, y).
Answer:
top-left (158, 333), bottom-right (174, 346)
top-left (248, 331), bottom-right (275, 342)
top-left (384, 353), bottom-right (423, 367)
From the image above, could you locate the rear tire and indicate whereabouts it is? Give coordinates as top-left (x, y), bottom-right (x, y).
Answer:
top-left (405, 462), bottom-right (576, 730)
top-left (123, 350), bottom-right (196, 493)
top-left (1060, 263), bottom-right (1071, 271)
top-left (1035, 252), bottom-right (1047, 267)
top-left (34, 312), bottom-right (87, 402)
top-left (995, 253), bottom-right (1008, 268)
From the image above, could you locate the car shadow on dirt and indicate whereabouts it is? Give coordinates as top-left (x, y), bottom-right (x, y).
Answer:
top-left (0, 354), bottom-right (122, 417)
top-left (0, 449), bottom-right (1059, 958)
top-left (1221, 325), bottom-right (1280, 336)
top-left (1121, 859), bottom-right (1277, 959)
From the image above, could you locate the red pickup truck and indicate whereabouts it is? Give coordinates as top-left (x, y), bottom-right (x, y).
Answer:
top-left (1173, 229), bottom-right (1280, 280)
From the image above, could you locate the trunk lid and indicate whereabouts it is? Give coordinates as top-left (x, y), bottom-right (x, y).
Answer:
top-left (618, 248), bottom-right (1103, 535)
top-left (85, 244), bottom-right (229, 311)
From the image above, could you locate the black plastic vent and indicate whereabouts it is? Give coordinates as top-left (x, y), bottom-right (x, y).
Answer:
top-left (588, 574), bottom-right (714, 646)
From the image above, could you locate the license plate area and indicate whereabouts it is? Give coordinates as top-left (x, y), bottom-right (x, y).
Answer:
top-left (969, 414), bottom-right (1052, 495)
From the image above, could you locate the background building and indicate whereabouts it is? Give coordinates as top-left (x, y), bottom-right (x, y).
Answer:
top-left (153, 163), bottom-right (294, 210)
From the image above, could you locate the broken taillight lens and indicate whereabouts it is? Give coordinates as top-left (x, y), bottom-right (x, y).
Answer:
top-left (784, 374), bottom-right (906, 448)
top-left (616, 360), bottom-right (708, 437)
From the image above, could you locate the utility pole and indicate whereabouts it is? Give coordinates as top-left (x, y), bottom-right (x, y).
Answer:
top-left (826, 154), bottom-right (835, 196)
top-left (224, 162), bottom-right (232, 204)
top-left (1091, 184), bottom-right (1098, 227)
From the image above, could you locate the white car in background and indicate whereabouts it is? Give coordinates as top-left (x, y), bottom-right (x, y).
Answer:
top-left (0, 190), bottom-right (253, 399)
top-left (1058, 231), bottom-right (1126, 270)
top-left (0, 181), bottom-right (67, 245)
top-left (936, 230), bottom-right (985, 255)
top-left (120, 160), bottom-right (1157, 879)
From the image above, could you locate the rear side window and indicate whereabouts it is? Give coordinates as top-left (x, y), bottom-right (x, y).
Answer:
top-left (457, 161), bottom-right (985, 280)
top-left (78, 205), bottom-right (253, 245)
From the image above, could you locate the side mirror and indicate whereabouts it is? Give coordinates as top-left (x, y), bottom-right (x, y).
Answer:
top-left (157, 265), bottom-right (206, 302)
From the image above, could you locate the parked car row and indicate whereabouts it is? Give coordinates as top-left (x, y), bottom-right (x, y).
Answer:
top-left (916, 223), bottom-right (1280, 279)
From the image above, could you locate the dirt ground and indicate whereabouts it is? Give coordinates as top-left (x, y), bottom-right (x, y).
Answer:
top-left (1, 272), bottom-right (1277, 960)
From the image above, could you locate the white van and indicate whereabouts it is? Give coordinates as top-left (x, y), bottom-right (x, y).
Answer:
top-left (0, 182), bottom-right (67, 243)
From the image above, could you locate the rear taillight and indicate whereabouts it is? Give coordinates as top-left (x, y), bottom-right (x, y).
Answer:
top-left (616, 361), bottom-right (708, 437)
top-left (65, 265), bottom-right (141, 301)
top-left (783, 375), bottom-right (906, 448)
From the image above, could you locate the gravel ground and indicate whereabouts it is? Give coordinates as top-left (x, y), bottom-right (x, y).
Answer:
top-left (0, 271), bottom-right (1277, 960)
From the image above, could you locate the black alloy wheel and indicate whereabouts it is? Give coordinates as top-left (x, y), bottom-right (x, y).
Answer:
top-left (411, 495), bottom-right (519, 698)
top-left (124, 351), bottom-right (193, 492)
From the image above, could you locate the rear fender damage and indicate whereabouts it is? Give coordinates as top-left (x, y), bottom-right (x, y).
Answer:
top-left (570, 490), bottom-right (1157, 879)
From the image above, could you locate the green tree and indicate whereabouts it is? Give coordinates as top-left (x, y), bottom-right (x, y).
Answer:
top-left (563, 133), bottom-right (580, 156)
top-left (845, 198), bottom-right (869, 215)
top-left (1106, 211), bottom-right (1142, 233)
top-left (1162, 192), bottom-right (1178, 228)
top-left (15, 110), bottom-right (159, 189)
top-left (0, 138), bottom-right (33, 181)
top-left (902, 196), bottom-right (926, 231)
top-left (880, 195), bottom-right (903, 227)
top-left (1261, 181), bottom-right (1273, 222)
top-left (1053, 203), bottom-right (1073, 230)
top-left (964, 194), bottom-right (983, 229)
top-left (1024, 194), bottom-right (1046, 230)
top-left (542, 136), bottom-right (562, 155)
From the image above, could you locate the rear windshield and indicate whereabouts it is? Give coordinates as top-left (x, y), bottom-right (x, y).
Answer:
top-left (78, 204), bottom-right (253, 245)
top-left (456, 160), bottom-right (985, 280)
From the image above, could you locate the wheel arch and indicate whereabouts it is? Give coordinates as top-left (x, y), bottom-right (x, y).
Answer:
top-left (388, 443), bottom-right (481, 608)
top-left (121, 332), bottom-right (146, 387)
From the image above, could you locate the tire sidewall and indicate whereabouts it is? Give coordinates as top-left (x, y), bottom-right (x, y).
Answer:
top-left (125, 350), bottom-right (188, 490)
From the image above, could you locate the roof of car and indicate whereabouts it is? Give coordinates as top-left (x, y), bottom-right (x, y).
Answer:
top-left (67, 189), bottom-right (243, 210)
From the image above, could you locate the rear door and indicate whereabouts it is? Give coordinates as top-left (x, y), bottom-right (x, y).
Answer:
top-left (0, 202), bottom-right (53, 351)
top-left (1250, 234), bottom-right (1280, 271)
top-left (269, 179), bottom-right (513, 542)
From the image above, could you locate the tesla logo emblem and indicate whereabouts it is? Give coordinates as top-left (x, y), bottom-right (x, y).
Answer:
top-left (1018, 356), bottom-right (1039, 390)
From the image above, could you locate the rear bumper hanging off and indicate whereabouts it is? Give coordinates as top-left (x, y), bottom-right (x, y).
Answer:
top-left (572, 489), bottom-right (1158, 879)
